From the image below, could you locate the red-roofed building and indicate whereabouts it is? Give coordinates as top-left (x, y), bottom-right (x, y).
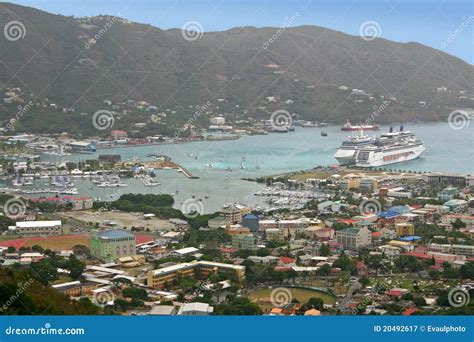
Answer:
top-left (356, 261), bottom-right (368, 276)
top-left (111, 130), bottom-right (127, 140)
top-left (403, 308), bottom-right (420, 316)
top-left (386, 290), bottom-right (403, 297)
top-left (279, 256), bottom-right (296, 265)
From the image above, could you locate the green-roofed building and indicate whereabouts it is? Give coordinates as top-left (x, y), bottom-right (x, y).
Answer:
top-left (90, 229), bottom-right (136, 262)
top-left (336, 227), bottom-right (371, 249)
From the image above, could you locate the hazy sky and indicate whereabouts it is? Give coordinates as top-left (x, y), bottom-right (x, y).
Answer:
top-left (7, 0), bottom-right (474, 63)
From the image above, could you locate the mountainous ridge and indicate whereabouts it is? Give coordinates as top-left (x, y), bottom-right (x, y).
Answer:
top-left (0, 2), bottom-right (473, 133)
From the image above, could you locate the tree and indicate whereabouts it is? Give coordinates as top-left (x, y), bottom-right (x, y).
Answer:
top-left (303, 297), bottom-right (324, 311)
top-left (122, 287), bottom-right (148, 301)
top-left (414, 296), bottom-right (426, 307)
top-left (452, 218), bottom-right (466, 229)
top-left (460, 262), bottom-right (474, 279)
top-left (319, 244), bottom-right (330, 256)
top-left (213, 297), bottom-right (262, 315)
top-left (359, 276), bottom-right (370, 288)
top-left (7, 246), bottom-right (16, 253)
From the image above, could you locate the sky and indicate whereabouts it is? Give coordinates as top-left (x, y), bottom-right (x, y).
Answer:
top-left (6, 0), bottom-right (474, 63)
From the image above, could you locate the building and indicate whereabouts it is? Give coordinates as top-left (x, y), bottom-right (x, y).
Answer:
top-left (30, 196), bottom-right (93, 211)
top-left (219, 206), bottom-right (245, 224)
top-left (90, 229), bottom-right (136, 262)
top-left (241, 214), bottom-right (259, 232)
top-left (209, 117), bottom-right (225, 125)
top-left (147, 261), bottom-right (245, 289)
top-left (340, 174), bottom-right (361, 190)
top-left (232, 234), bottom-right (257, 251)
top-left (443, 199), bottom-right (467, 212)
top-left (208, 216), bottom-right (229, 229)
top-left (360, 178), bottom-right (378, 193)
top-left (265, 228), bottom-right (285, 242)
top-left (336, 227), bottom-right (372, 249)
top-left (8, 220), bottom-right (63, 237)
top-left (395, 222), bottom-right (415, 236)
top-left (178, 302), bottom-right (214, 315)
top-left (438, 187), bottom-right (459, 201)
top-left (422, 172), bottom-right (472, 188)
top-left (305, 226), bottom-right (334, 240)
top-left (111, 130), bottom-right (128, 140)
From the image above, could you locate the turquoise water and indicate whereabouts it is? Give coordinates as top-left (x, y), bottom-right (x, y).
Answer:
top-left (42, 122), bottom-right (473, 213)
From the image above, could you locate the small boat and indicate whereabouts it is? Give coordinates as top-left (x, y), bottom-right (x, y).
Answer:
top-left (321, 131), bottom-right (328, 137)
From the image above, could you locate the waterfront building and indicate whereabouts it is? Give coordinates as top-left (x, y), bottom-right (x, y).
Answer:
top-left (90, 229), bottom-right (136, 262)
top-left (336, 227), bottom-right (372, 249)
top-left (8, 220), bottom-right (63, 237)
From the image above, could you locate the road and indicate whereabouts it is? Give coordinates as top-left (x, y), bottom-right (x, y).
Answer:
top-left (337, 278), bottom-right (361, 310)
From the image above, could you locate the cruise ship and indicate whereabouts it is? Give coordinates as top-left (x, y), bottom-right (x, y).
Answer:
top-left (354, 126), bottom-right (425, 167)
top-left (334, 132), bottom-right (375, 165)
top-left (335, 126), bottom-right (425, 167)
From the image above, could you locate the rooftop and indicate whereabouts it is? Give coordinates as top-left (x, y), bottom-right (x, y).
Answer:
top-left (97, 229), bottom-right (134, 240)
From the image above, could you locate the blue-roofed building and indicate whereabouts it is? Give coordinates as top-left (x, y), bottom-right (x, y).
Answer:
top-left (242, 214), bottom-right (259, 232)
top-left (90, 229), bottom-right (136, 262)
top-left (399, 235), bottom-right (422, 242)
top-left (378, 210), bottom-right (400, 219)
top-left (389, 205), bottom-right (411, 215)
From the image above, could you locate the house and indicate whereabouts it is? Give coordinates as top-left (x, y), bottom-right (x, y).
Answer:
top-left (178, 302), bottom-right (214, 315)
top-left (356, 261), bottom-right (368, 276)
top-left (232, 234), bottom-right (257, 251)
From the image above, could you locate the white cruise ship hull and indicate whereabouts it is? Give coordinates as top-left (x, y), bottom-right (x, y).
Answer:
top-left (334, 148), bottom-right (357, 165)
top-left (356, 144), bottom-right (425, 167)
